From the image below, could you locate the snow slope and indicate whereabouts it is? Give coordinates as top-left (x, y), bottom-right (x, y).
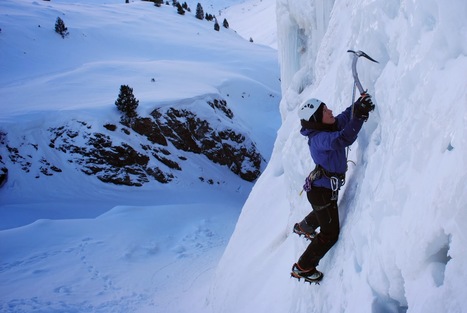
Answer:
top-left (222, 0), bottom-right (278, 49)
top-left (0, 0), bottom-right (281, 312)
top-left (211, 0), bottom-right (467, 312)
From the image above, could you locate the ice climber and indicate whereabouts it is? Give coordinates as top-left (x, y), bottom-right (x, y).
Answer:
top-left (291, 94), bottom-right (375, 283)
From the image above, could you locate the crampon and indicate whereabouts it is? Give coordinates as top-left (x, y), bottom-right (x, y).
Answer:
top-left (290, 264), bottom-right (323, 285)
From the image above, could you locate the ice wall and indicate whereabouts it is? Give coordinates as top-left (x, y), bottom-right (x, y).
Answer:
top-left (276, 0), bottom-right (335, 102)
top-left (211, 0), bottom-right (467, 312)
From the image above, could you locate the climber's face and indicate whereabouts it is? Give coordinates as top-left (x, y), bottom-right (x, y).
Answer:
top-left (322, 106), bottom-right (335, 124)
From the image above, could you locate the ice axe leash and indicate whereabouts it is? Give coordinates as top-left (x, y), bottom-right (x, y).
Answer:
top-left (347, 50), bottom-right (379, 111)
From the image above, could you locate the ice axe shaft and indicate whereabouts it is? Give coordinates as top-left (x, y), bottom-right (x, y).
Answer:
top-left (347, 50), bottom-right (378, 95)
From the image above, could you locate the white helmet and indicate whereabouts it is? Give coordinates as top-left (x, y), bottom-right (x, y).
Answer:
top-left (298, 98), bottom-right (324, 121)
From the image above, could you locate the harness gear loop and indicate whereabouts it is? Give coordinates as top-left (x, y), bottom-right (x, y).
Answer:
top-left (299, 165), bottom-right (322, 195)
top-left (317, 165), bottom-right (345, 201)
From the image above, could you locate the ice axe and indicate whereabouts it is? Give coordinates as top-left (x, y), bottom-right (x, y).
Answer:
top-left (347, 49), bottom-right (378, 97)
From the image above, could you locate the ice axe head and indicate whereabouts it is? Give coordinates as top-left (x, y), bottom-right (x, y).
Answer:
top-left (347, 50), bottom-right (379, 64)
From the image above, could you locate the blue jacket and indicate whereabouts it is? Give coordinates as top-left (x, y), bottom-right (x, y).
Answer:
top-left (300, 105), bottom-right (364, 189)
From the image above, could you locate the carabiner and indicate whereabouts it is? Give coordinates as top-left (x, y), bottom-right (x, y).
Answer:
top-left (330, 177), bottom-right (339, 192)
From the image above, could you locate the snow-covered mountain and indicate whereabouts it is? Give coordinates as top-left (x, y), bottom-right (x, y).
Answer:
top-left (0, 0), bottom-right (280, 311)
top-left (211, 0), bottom-right (467, 312)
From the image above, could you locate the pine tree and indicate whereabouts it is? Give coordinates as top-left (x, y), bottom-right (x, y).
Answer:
top-left (176, 2), bottom-right (185, 15)
top-left (223, 18), bottom-right (229, 29)
top-left (55, 17), bottom-right (69, 38)
top-left (115, 85), bottom-right (139, 124)
top-left (196, 3), bottom-right (204, 20)
top-left (214, 19), bottom-right (220, 31)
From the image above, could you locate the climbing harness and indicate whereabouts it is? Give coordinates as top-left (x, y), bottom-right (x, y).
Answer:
top-left (300, 164), bottom-right (346, 200)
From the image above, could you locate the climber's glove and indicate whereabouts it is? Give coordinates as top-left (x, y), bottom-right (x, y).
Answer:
top-left (353, 93), bottom-right (375, 120)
